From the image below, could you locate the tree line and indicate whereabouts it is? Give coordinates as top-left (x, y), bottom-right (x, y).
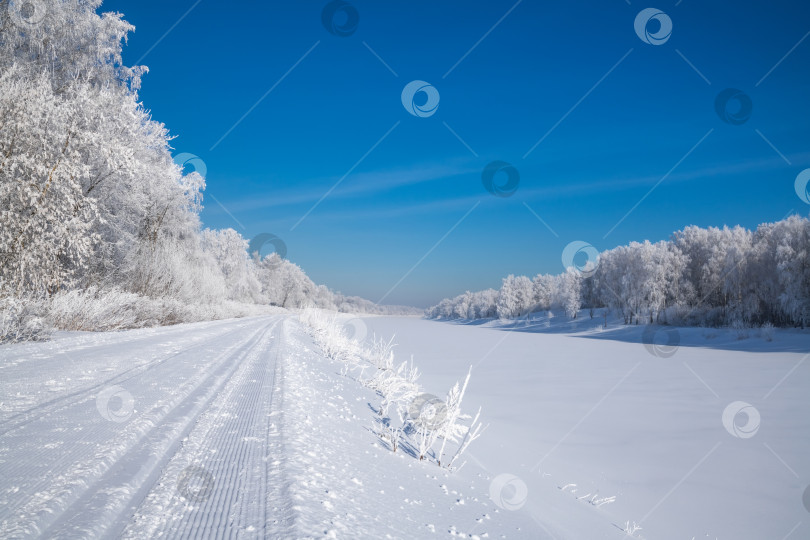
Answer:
top-left (426, 216), bottom-right (810, 329)
top-left (0, 1), bottom-right (413, 340)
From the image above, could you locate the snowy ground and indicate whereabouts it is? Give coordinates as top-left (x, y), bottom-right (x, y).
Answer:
top-left (0, 314), bottom-right (537, 539)
top-left (360, 313), bottom-right (810, 540)
top-left (1, 312), bottom-right (807, 539)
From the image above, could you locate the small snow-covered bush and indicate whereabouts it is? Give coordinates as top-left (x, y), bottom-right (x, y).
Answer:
top-left (760, 322), bottom-right (775, 342)
top-left (730, 318), bottom-right (749, 340)
top-left (0, 297), bottom-right (50, 343)
top-left (46, 288), bottom-right (275, 332)
top-left (662, 304), bottom-right (691, 327)
top-left (300, 308), bottom-right (485, 470)
top-left (48, 287), bottom-right (156, 331)
top-left (300, 308), bottom-right (361, 363)
top-left (623, 521), bottom-right (643, 538)
top-left (370, 356), bottom-right (420, 417)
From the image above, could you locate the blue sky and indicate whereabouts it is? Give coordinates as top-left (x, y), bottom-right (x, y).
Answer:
top-left (103, 0), bottom-right (810, 307)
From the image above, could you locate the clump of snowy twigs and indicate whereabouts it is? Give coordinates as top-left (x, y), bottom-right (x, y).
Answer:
top-left (730, 318), bottom-right (750, 340)
top-left (760, 321), bottom-right (775, 342)
top-left (623, 521), bottom-right (644, 538)
top-left (300, 308), bottom-right (486, 470)
top-left (45, 287), bottom-right (275, 331)
top-left (0, 296), bottom-right (49, 343)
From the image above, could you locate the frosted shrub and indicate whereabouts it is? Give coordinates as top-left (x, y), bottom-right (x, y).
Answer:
top-left (45, 288), bottom-right (273, 332)
top-left (760, 322), bottom-right (775, 342)
top-left (0, 297), bottom-right (50, 343)
top-left (374, 409), bottom-right (405, 453)
top-left (662, 305), bottom-right (689, 327)
top-left (730, 318), bottom-right (749, 340)
top-left (623, 521), bottom-right (643, 537)
top-left (437, 369), bottom-right (486, 469)
top-left (448, 407), bottom-right (485, 470)
top-left (301, 308), bottom-right (484, 470)
top-left (372, 358), bottom-right (420, 417)
top-left (300, 308), bottom-right (360, 364)
top-left (413, 417), bottom-right (441, 462)
top-left (366, 335), bottom-right (397, 371)
top-left (48, 287), bottom-right (151, 331)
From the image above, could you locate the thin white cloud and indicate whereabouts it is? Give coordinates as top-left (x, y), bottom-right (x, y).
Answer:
top-left (205, 151), bottom-right (810, 225)
top-left (204, 159), bottom-right (480, 215)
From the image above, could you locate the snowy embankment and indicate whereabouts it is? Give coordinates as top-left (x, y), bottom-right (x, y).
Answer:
top-left (360, 313), bottom-right (810, 540)
top-left (0, 313), bottom-right (541, 539)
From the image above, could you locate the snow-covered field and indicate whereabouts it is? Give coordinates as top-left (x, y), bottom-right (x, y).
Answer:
top-left (360, 314), bottom-right (810, 539)
top-left (1, 312), bottom-right (807, 539)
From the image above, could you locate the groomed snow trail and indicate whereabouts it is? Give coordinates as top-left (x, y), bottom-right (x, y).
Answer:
top-left (0, 315), bottom-right (296, 539)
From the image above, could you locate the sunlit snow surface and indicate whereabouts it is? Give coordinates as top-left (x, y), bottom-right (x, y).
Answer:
top-left (1, 312), bottom-right (807, 539)
top-left (361, 313), bottom-right (810, 539)
top-left (0, 315), bottom-right (537, 538)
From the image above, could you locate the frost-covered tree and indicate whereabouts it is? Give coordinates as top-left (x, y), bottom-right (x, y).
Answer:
top-left (532, 274), bottom-right (554, 311)
top-left (0, 0), bottom-right (204, 304)
top-left (0, 68), bottom-right (100, 296)
top-left (201, 228), bottom-right (260, 302)
top-left (472, 289), bottom-right (499, 318)
top-left (772, 217), bottom-right (810, 327)
top-left (496, 275), bottom-right (533, 319)
top-left (0, 0), bottom-right (407, 335)
top-left (427, 215), bottom-right (810, 329)
top-left (452, 291), bottom-right (472, 319)
top-left (0, 0), bottom-right (144, 92)
top-left (256, 255), bottom-right (319, 309)
top-left (559, 268), bottom-right (582, 319)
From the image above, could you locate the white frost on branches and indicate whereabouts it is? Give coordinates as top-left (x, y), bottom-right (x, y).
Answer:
top-left (300, 309), bottom-right (485, 470)
top-left (427, 218), bottom-right (810, 330)
top-left (0, 1), bottom-right (419, 340)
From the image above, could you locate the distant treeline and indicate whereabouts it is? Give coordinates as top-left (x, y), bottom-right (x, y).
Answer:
top-left (426, 216), bottom-right (810, 328)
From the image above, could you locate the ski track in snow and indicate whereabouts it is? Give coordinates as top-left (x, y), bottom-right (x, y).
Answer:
top-left (0, 316), bottom-right (296, 538)
top-left (1, 315), bottom-right (547, 539)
